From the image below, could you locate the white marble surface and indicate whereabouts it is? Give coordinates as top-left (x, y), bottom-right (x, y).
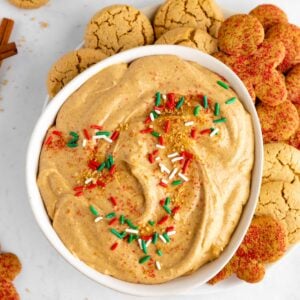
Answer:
top-left (0, 0), bottom-right (299, 299)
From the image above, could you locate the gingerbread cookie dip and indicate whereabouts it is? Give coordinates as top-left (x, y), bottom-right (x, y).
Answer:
top-left (38, 55), bottom-right (254, 284)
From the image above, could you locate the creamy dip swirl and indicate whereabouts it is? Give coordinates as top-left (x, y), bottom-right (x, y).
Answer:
top-left (38, 55), bottom-right (254, 284)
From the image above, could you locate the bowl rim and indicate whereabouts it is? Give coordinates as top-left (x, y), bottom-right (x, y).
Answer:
top-left (26, 45), bottom-right (263, 296)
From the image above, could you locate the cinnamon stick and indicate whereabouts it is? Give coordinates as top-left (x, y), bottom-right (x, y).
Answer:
top-left (0, 42), bottom-right (17, 61)
top-left (0, 18), bottom-right (14, 46)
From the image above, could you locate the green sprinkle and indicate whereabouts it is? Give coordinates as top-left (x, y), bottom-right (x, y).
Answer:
top-left (225, 97), bottom-right (236, 104)
top-left (151, 110), bottom-right (159, 119)
top-left (70, 131), bottom-right (79, 138)
top-left (148, 220), bottom-right (155, 226)
top-left (214, 103), bottom-right (220, 116)
top-left (119, 231), bottom-right (127, 239)
top-left (172, 180), bottom-right (183, 186)
top-left (97, 162), bottom-right (106, 172)
top-left (108, 155), bottom-right (114, 166)
top-left (155, 92), bottom-right (161, 106)
top-left (96, 131), bottom-right (110, 136)
top-left (194, 105), bottom-right (201, 116)
top-left (203, 95), bottom-right (208, 109)
top-left (217, 80), bottom-right (229, 89)
top-left (157, 249), bottom-right (163, 256)
top-left (105, 159), bottom-right (111, 169)
top-left (119, 215), bottom-right (125, 225)
top-left (163, 205), bottom-right (172, 214)
top-left (139, 255), bottom-right (151, 264)
top-left (152, 232), bottom-right (158, 244)
top-left (141, 240), bottom-right (148, 254)
top-left (128, 234), bottom-right (135, 244)
top-left (164, 197), bottom-right (171, 206)
top-left (67, 142), bottom-right (78, 148)
top-left (151, 131), bottom-right (160, 138)
top-left (176, 96), bottom-right (185, 109)
top-left (125, 219), bottom-right (138, 229)
top-left (213, 117), bottom-right (227, 123)
top-left (106, 212), bottom-right (116, 219)
top-left (110, 228), bottom-right (122, 239)
top-left (162, 232), bottom-right (170, 243)
top-left (89, 205), bottom-right (99, 216)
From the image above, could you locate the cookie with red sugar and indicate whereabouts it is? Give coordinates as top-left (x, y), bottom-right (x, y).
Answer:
top-left (288, 103), bottom-right (300, 150)
top-left (286, 64), bottom-right (300, 104)
top-left (257, 100), bottom-right (299, 143)
top-left (249, 4), bottom-right (288, 31)
top-left (0, 253), bottom-right (22, 281)
top-left (0, 277), bottom-right (19, 300)
top-left (266, 23), bottom-right (300, 73)
top-left (218, 14), bottom-right (264, 56)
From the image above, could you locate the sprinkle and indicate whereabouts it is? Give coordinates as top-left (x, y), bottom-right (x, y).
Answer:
top-left (151, 131), bottom-right (160, 137)
top-left (164, 120), bottom-right (171, 133)
top-left (169, 168), bottom-right (178, 180)
top-left (162, 232), bottom-right (170, 242)
top-left (161, 179), bottom-right (168, 185)
top-left (128, 234), bottom-right (135, 244)
top-left (93, 135), bottom-right (112, 143)
top-left (181, 151), bottom-right (194, 159)
top-left (200, 128), bottom-right (212, 135)
top-left (154, 109), bottom-right (161, 115)
top-left (97, 162), bottom-right (106, 172)
top-left (148, 153), bottom-right (154, 164)
top-left (140, 127), bottom-right (153, 134)
top-left (210, 128), bottom-right (219, 137)
top-left (171, 156), bottom-right (184, 163)
top-left (158, 136), bottom-right (164, 145)
top-left (103, 136), bottom-right (113, 143)
top-left (73, 186), bottom-right (84, 192)
top-left (152, 149), bottom-right (159, 156)
top-left (155, 261), bottom-right (161, 270)
top-left (185, 121), bottom-right (194, 127)
top-left (152, 232), bottom-right (159, 244)
top-left (176, 96), bottom-right (185, 109)
top-left (146, 239), bottom-right (152, 247)
top-left (168, 152), bottom-right (179, 158)
top-left (109, 164), bottom-right (116, 175)
top-left (155, 156), bottom-right (161, 161)
top-left (95, 131), bottom-right (110, 137)
top-left (110, 242), bottom-right (118, 251)
top-left (166, 93), bottom-right (175, 109)
top-left (108, 217), bottom-right (118, 225)
top-left (83, 129), bottom-right (91, 140)
top-left (141, 240), bottom-right (147, 254)
top-left (167, 230), bottom-right (176, 236)
top-left (87, 183), bottom-right (97, 190)
top-left (125, 219), bottom-right (138, 229)
top-left (52, 130), bottom-right (62, 136)
top-left (214, 103), bottom-right (220, 116)
top-left (119, 215), bottom-right (125, 225)
top-left (89, 205), bottom-right (99, 216)
top-left (85, 178), bottom-right (93, 185)
top-left (155, 92), bottom-right (161, 106)
top-left (156, 144), bottom-right (165, 149)
top-left (191, 128), bottom-right (197, 139)
top-left (144, 116), bottom-right (151, 124)
top-left (96, 180), bottom-right (106, 187)
top-left (203, 95), bottom-right (208, 109)
top-left (125, 228), bottom-right (139, 234)
top-left (106, 212), bottom-right (116, 219)
top-left (141, 235), bottom-right (152, 241)
top-left (165, 197), bottom-right (171, 206)
top-left (154, 106), bottom-right (163, 111)
top-left (111, 131), bottom-right (120, 141)
top-left (163, 205), bottom-right (172, 214)
top-left (108, 155), bottom-right (114, 167)
top-left (226, 97), bottom-right (236, 104)
top-left (172, 206), bottom-right (180, 215)
top-left (94, 216), bottom-right (103, 223)
top-left (213, 117), bottom-right (227, 123)
top-left (194, 105), bottom-right (201, 116)
top-left (138, 238), bottom-right (143, 249)
top-left (82, 139), bottom-right (87, 148)
top-left (67, 142), bottom-right (78, 148)
top-left (110, 196), bottom-right (117, 206)
top-left (162, 94), bottom-right (167, 100)
top-left (110, 228), bottom-right (123, 239)
top-left (148, 220), bottom-right (155, 226)
top-left (166, 226), bottom-right (174, 232)
top-left (88, 160), bottom-right (99, 170)
top-left (217, 80), bottom-right (229, 89)
top-left (172, 180), bottom-right (183, 186)
top-left (70, 131), bottom-right (79, 138)
top-left (158, 215), bottom-right (169, 225)
top-left (44, 136), bottom-right (53, 145)
top-left (159, 181), bottom-right (168, 188)
top-left (178, 172), bottom-right (189, 182)
top-left (90, 124), bottom-right (103, 130)
top-left (159, 234), bottom-right (167, 243)
top-left (150, 112), bottom-right (155, 122)
top-left (157, 249), bottom-right (163, 256)
top-left (139, 255), bottom-right (151, 264)
top-left (75, 191), bottom-right (83, 197)
top-left (159, 163), bottom-right (171, 174)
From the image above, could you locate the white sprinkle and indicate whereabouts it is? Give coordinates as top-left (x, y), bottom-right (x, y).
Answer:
top-left (138, 238), bottom-right (143, 249)
top-left (168, 152), bottom-right (179, 158)
top-left (85, 178), bottom-right (93, 185)
top-left (155, 156), bottom-right (161, 161)
top-left (167, 230), bottom-right (176, 236)
top-left (149, 125), bottom-right (154, 129)
top-left (154, 110), bottom-right (161, 115)
top-left (159, 234), bottom-right (167, 243)
top-left (178, 172), bottom-right (189, 182)
top-left (185, 121), bottom-right (194, 126)
top-left (161, 179), bottom-right (168, 185)
top-left (171, 156), bottom-right (184, 163)
top-left (146, 239), bottom-right (152, 247)
top-left (162, 94), bottom-right (167, 100)
top-left (94, 216), bottom-right (103, 223)
top-left (82, 139), bottom-right (87, 148)
top-left (169, 168), bottom-right (178, 180)
top-left (125, 228), bottom-right (139, 234)
top-left (150, 112), bottom-right (155, 122)
top-left (159, 163), bottom-right (171, 174)
top-left (155, 261), bottom-right (161, 270)
top-left (156, 144), bottom-right (165, 149)
top-left (93, 135), bottom-right (112, 142)
top-left (210, 128), bottom-right (219, 137)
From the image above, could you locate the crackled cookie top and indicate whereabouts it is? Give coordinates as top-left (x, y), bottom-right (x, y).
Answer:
top-left (84, 5), bottom-right (154, 56)
top-left (38, 55), bottom-right (254, 284)
top-left (153, 0), bottom-right (224, 39)
top-left (9, 0), bottom-right (48, 9)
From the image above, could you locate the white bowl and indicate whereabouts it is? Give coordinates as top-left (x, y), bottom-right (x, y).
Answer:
top-left (26, 45), bottom-right (263, 296)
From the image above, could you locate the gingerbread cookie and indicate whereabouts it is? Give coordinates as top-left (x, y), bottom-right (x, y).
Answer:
top-left (249, 4), bottom-right (288, 32)
top-left (289, 103), bottom-right (300, 150)
top-left (84, 5), bottom-right (154, 56)
top-left (214, 40), bottom-right (287, 105)
top-left (153, 0), bottom-right (224, 39)
top-left (257, 101), bottom-right (299, 143)
top-left (256, 181), bottom-right (300, 245)
top-left (155, 27), bottom-right (218, 54)
top-left (209, 216), bottom-right (287, 284)
top-left (263, 143), bottom-right (300, 184)
top-left (47, 48), bottom-right (107, 98)
top-left (8, 0), bottom-right (48, 9)
top-left (0, 277), bottom-right (19, 300)
top-left (0, 253), bottom-right (22, 281)
top-left (218, 14), bottom-right (264, 56)
top-left (286, 64), bottom-right (300, 104)
top-left (266, 23), bottom-right (300, 73)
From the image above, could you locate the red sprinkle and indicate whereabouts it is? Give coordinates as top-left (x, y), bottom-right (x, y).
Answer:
top-left (158, 136), bottom-right (164, 145)
top-left (109, 164), bottom-right (116, 175)
top-left (140, 127), bottom-right (153, 134)
top-left (166, 226), bottom-right (175, 232)
top-left (172, 206), bottom-right (180, 215)
top-left (182, 159), bottom-right (191, 174)
top-left (154, 106), bottom-right (164, 111)
top-left (148, 153), bottom-right (154, 164)
top-left (87, 183), bottom-right (97, 190)
top-left (181, 151), bottom-right (194, 159)
top-left (52, 130), bottom-right (62, 136)
top-left (159, 181), bottom-right (168, 188)
top-left (164, 120), bottom-right (171, 133)
top-left (96, 180), bottom-right (106, 188)
top-left (73, 186), bottom-right (84, 192)
top-left (166, 93), bottom-right (175, 109)
top-left (109, 217), bottom-right (118, 225)
top-left (152, 149), bottom-right (159, 156)
top-left (144, 116), bottom-right (151, 124)
top-left (159, 199), bottom-right (165, 206)
top-left (75, 191), bottom-right (83, 197)
top-left (158, 215), bottom-right (169, 225)
top-left (90, 124), bottom-right (103, 130)
top-left (111, 131), bottom-right (120, 141)
top-left (44, 136), bottom-right (53, 145)
top-left (83, 129), bottom-right (91, 140)
top-left (111, 242), bottom-right (118, 251)
top-left (200, 128), bottom-right (211, 135)
top-left (141, 235), bottom-right (152, 241)
top-left (191, 128), bottom-right (197, 139)
top-left (88, 160), bottom-right (100, 170)
top-left (110, 196), bottom-right (117, 206)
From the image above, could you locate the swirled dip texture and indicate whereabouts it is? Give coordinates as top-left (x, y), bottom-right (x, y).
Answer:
top-left (38, 55), bottom-right (254, 284)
